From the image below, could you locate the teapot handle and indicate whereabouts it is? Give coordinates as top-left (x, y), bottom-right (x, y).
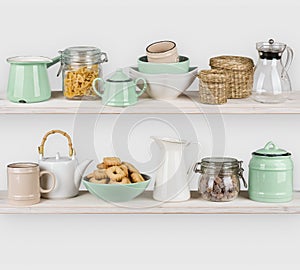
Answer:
top-left (38, 130), bottom-right (74, 158)
top-left (92, 78), bottom-right (105, 97)
top-left (47, 56), bottom-right (61, 69)
top-left (134, 77), bottom-right (147, 97)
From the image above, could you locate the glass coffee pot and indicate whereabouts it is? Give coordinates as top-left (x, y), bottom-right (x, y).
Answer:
top-left (252, 39), bottom-right (293, 103)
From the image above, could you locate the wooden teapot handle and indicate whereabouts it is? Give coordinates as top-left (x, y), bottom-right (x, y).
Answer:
top-left (38, 129), bottom-right (74, 157)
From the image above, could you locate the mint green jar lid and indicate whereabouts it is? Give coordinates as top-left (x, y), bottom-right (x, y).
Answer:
top-left (252, 141), bottom-right (291, 157)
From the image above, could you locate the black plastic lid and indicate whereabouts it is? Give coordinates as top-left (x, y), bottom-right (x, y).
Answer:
top-left (259, 51), bottom-right (282, 60)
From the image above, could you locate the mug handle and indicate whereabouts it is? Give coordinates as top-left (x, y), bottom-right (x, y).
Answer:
top-left (92, 78), bottom-right (105, 98)
top-left (40, 171), bottom-right (56, 194)
top-left (134, 77), bottom-right (147, 97)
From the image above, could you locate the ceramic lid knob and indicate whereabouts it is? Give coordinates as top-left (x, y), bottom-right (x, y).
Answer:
top-left (107, 68), bottom-right (132, 82)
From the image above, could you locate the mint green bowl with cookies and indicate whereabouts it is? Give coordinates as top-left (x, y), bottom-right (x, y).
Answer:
top-left (83, 174), bottom-right (151, 202)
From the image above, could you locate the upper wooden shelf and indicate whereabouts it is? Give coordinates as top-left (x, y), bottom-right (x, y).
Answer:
top-left (0, 91), bottom-right (300, 114)
top-left (0, 191), bottom-right (300, 214)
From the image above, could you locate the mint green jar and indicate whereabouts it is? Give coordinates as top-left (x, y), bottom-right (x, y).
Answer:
top-left (248, 141), bottom-right (293, 203)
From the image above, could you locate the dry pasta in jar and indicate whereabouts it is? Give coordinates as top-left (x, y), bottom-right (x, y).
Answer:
top-left (58, 46), bottom-right (108, 100)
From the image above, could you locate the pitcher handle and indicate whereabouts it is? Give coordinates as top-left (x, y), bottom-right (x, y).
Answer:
top-left (92, 78), bottom-right (105, 98)
top-left (134, 77), bottom-right (147, 97)
top-left (283, 46), bottom-right (294, 72)
top-left (186, 141), bottom-right (202, 185)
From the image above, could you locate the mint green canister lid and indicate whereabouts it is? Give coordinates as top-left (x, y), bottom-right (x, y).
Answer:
top-left (252, 141), bottom-right (291, 157)
top-left (250, 141), bottom-right (293, 171)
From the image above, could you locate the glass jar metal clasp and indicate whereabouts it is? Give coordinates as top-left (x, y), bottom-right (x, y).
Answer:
top-left (238, 161), bottom-right (247, 188)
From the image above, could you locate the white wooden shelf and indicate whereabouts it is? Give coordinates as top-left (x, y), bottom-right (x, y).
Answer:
top-left (1, 191), bottom-right (300, 214)
top-left (1, 91), bottom-right (300, 114)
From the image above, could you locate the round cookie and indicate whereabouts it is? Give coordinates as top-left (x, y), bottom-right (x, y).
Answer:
top-left (106, 166), bottom-right (126, 181)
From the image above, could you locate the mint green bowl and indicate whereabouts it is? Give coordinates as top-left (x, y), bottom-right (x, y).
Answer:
top-left (83, 174), bottom-right (151, 202)
top-left (138, 55), bottom-right (190, 74)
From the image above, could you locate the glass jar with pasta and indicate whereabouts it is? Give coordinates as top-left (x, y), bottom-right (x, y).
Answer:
top-left (58, 46), bottom-right (108, 100)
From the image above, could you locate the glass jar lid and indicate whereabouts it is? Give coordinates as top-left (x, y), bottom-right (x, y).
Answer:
top-left (60, 46), bottom-right (107, 65)
top-left (200, 157), bottom-right (240, 170)
top-left (252, 141), bottom-right (291, 157)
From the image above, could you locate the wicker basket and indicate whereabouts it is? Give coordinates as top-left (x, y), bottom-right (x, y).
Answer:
top-left (198, 69), bottom-right (228, 105)
top-left (209, 56), bottom-right (254, 99)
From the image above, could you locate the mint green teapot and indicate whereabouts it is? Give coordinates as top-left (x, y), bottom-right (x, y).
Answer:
top-left (92, 69), bottom-right (147, 107)
top-left (248, 141), bottom-right (293, 203)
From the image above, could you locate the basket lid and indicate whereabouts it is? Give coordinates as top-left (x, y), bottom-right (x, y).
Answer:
top-left (209, 56), bottom-right (254, 71)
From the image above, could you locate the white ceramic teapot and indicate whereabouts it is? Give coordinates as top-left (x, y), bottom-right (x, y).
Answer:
top-left (38, 130), bottom-right (92, 199)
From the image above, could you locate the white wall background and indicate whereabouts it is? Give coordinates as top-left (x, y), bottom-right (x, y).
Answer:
top-left (0, 0), bottom-right (300, 269)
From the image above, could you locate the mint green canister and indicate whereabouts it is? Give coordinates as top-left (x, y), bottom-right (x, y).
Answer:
top-left (248, 141), bottom-right (293, 203)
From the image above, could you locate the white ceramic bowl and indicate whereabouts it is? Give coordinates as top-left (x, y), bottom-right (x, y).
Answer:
top-left (129, 67), bottom-right (198, 100)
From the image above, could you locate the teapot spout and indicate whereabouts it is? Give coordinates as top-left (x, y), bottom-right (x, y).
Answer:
top-left (74, 159), bottom-right (93, 189)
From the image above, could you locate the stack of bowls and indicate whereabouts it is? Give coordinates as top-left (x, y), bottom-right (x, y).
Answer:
top-left (129, 40), bottom-right (197, 100)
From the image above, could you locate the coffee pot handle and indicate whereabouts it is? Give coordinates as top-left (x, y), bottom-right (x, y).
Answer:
top-left (40, 171), bottom-right (56, 193)
top-left (92, 78), bottom-right (105, 98)
top-left (134, 77), bottom-right (147, 97)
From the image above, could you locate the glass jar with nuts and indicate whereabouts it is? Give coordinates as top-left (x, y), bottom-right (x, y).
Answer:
top-left (58, 46), bottom-right (108, 100)
top-left (194, 157), bottom-right (247, 202)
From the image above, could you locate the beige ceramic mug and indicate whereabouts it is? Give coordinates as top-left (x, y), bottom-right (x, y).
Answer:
top-left (7, 162), bottom-right (56, 206)
top-left (146, 40), bottom-right (179, 63)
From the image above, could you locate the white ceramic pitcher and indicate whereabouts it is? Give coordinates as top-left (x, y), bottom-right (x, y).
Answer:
top-left (151, 136), bottom-right (195, 202)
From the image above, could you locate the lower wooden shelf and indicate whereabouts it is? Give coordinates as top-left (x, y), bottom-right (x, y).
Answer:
top-left (0, 191), bottom-right (299, 214)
